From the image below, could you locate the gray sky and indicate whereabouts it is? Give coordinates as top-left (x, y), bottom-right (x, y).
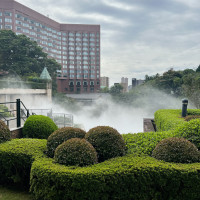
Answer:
top-left (17, 0), bottom-right (200, 86)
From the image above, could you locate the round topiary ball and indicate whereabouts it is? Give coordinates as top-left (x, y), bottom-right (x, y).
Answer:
top-left (23, 115), bottom-right (58, 139)
top-left (174, 119), bottom-right (200, 149)
top-left (0, 120), bottom-right (11, 143)
top-left (85, 126), bottom-right (126, 162)
top-left (46, 127), bottom-right (86, 157)
top-left (54, 138), bottom-right (98, 167)
top-left (152, 137), bottom-right (200, 163)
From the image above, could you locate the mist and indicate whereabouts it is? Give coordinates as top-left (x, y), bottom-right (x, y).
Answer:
top-left (5, 85), bottom-right (195, 134)
top-left (51, 87), bottom-right (194, 134)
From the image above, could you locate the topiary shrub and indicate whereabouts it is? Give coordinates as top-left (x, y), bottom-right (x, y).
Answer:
top-left (23, 115), bottom-right (58, 139)
top-left (46, 127), bottom-right (86, 158)
top-left (54, 138), bottom-right (97, 167)
top-left (0, 120), bottom-right (11, 143)
top-left (174, 119), bottom-right (200, 149)
top-left (85, 126), bottom-right (126, 162)
top-left (152, 137), bottom-right (200, 163)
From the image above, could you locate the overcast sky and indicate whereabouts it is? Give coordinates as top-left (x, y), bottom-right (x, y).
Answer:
top-left (17, 0), bottom-right (200, 86)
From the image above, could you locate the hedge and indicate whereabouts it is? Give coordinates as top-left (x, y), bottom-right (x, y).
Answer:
top-left (30, 154), bottom-right (200, 200)
top-left (1, 109), bottom-right (200, 199)
top-left (0, 139), bottom-right (47, 188)
top-left (154, 109), bottom-right (200, 132)
top-left (122, 131), bottom-right (175, 155)
top-left (154, 109), bottom-right (186, 131)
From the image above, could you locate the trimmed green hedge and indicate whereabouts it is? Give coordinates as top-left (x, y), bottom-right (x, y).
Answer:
top-left (1, 109), bottom-right (200, 199)
top-left (154, 109), bottom-right (200, 131)
top-left (30, 154), bottom-right (200, 200)
top-left (0, 139), bottom-right (47, 188)
top-left (154, 109), bottom-right (186, 131)
top-left (122, 131), bottom-right (175, 155)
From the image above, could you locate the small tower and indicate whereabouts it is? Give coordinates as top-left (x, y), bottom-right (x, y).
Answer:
top-left (40, 67), bottom-right (52, 101)
top-left (40, 67), bottom-right (52, 80)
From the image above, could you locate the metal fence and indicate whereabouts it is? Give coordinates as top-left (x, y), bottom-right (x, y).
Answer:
top-left (28, 109), bottom-right (74, 128)
top-left (0, 99), bottom-right (29, 128)
top-left (0, 99), bottom-right (73, 129)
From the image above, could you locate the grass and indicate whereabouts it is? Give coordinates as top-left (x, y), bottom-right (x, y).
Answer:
top-left (0, 185), bottom-right (33, 200)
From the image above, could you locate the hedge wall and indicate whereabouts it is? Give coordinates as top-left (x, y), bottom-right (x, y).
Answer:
top-left (0, 139), bottom-right (47, 188)
top-left (154, 109), bottom-right (200, 131)
top-left (30, 154), bottom-right (200, 200)
top-left (154, 109), bottom-right (186, 131)
top-left (1, 109), bottom-right (200, 199)
top-left (122, 131), bottom-right (175, 155)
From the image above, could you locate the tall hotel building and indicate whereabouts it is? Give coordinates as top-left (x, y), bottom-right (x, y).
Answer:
top-left (0, 0), bottom-right (100, 94)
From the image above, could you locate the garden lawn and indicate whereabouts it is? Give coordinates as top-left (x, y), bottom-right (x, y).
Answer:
top-left (0, 185), bottom-right (33, 200)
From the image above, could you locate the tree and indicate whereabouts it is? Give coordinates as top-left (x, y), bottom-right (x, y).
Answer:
top-left (109, 84), bottom-right (123, 95)
top-left (196, 65), bottom-right (200, 73)
top-left (0, 30), bottom-right (61, 93)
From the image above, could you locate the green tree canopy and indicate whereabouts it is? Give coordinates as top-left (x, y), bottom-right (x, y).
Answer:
top-left (0, 30), bottom-right (61, 92)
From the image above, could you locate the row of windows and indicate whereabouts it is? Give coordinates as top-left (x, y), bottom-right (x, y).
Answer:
top-left (0, 12), bottom-right (12, 16)
top-left (63, 69), bottom-right (99, 73)
top-left (67, 81), bottom-right (99, 86)
top-left (63, 65), bottom-right (99, 69)
top-left (66, 74), bottom-right (99, 78)
top-left (15, 13), bottom-right (99, 40)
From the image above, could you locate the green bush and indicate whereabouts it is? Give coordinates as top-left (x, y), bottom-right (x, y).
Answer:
top-left (54, 138), bottom-right (97, 167)
top-left (23, 115), bottom-right (58, 139)
top-left (85, 126), bottom-right (126, 162)
top-left (154, 109), bottom-right (186, 131)
top-left (0, 120), bottom-right (11, 143)
top-left (152, 137), bottom-right (200, 163)
top-left (0, 105), bottom-right (11, 118)
top-left (122, 131), bottom-right (175, 155)
top-left (46, 127), bottom-right (86, 158)
top-left (154, 109), bottom-right (200, 132)
top-left (0, 138), bottom-right (46, 188)
top-left (30, 154), bottom-right (200, 200)
top-left (174, 119), bottom-right (200, 149)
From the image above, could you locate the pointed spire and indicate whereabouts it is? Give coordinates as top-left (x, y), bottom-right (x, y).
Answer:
top-left (40, 67), bottom-right (52, 80)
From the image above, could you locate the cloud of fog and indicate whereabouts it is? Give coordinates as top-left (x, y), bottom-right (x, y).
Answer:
top-left (11, 85), bottom-right (195, 134)
top-left (49, 87), bottom-right (194, 134)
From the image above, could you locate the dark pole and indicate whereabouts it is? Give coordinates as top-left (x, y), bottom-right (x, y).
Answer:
top-left (182, 98), bottom-right (188, 117)
top-left (16, 99), bottom-right (21, 127)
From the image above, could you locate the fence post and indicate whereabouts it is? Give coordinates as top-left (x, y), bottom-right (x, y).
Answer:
top-left (16, 99), bottom-right (21, 127)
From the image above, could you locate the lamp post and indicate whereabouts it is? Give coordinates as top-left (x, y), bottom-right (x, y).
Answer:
top-left (182, 98), bottom-right (188, 117)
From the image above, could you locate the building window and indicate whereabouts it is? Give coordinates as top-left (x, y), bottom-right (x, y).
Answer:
top-left (69, 81), bottom-right (74, 86)
top-left (5, 25), bottom-right (12, 29)
top-left (69, 32), bottom-right (74, 36)
top-left (69, 51), bottom-right (74, 55)
top-left (76, 33), bottom-right (81, 36)
top-left (76, 56), bottom-right (81, 60)
top-left (5, 18), bottom-right (12, 23)
top-left (4, 12), bottom-right (12, 16)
